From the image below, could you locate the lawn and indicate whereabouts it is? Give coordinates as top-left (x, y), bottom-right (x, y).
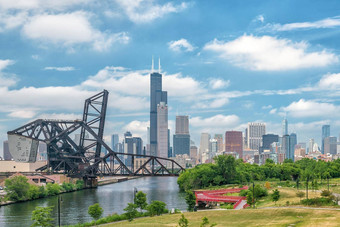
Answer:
top-left (103, 208), bottom-right (340, 227)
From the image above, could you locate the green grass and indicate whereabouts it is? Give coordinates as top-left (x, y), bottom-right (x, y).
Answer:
top-left (102, 209), bottom-right (340, 227)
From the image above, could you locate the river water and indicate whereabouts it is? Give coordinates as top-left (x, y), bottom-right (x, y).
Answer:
top-left (0, 177), bottom-right (186, 226)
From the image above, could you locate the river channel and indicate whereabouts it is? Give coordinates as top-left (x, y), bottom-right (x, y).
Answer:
top-left (0, 176), bottom-right (186, 226)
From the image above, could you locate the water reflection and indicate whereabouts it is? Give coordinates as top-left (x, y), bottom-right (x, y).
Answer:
top-left (0, 177), bottom-right (186, 226)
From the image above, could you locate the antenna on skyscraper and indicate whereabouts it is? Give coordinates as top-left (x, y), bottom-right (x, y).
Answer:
top-left (158, 57), bottom-right (161, 73)
top-left (151, 56), bottom-right (154, 72)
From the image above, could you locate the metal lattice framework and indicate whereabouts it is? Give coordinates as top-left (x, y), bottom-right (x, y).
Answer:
top-left (7, 90), bottom-right (185, 178)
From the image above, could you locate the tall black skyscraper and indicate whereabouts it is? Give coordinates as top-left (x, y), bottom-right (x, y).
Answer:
top-left (150, 59), bottom-right (167, 156)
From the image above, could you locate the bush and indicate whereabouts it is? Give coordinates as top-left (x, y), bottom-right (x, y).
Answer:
top-left (321, 190), bottom-right (332, 197)
top-left (62, 182), bottom-right (75, 192)
top-left (5, 175), bottom-right (30, 201)
top-left (146, 201), bottom-right (167, 216)
top-left (239, 189), bottom-right (248, 197)
top-left (28, 185), bottom-right (40, 200)
top-left (46, 183), bottom-right (61, 196)
top-left (301, 197), bottom-right (336, 206)
top-left (76, 180), bottom-right (84, 190)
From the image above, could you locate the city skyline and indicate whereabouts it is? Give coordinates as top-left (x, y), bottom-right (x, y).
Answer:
top-left (1, 1), bottom-right (340, 155)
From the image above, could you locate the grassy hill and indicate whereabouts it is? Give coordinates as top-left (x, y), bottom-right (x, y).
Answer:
top-left (103, 208), bottom-right (340, 227)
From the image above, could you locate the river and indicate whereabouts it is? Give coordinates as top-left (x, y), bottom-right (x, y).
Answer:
top-left (0, 177), bottom-right (186, 226)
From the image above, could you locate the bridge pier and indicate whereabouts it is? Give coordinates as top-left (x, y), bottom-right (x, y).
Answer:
top-left (84, 177), bottom-right (98, 188)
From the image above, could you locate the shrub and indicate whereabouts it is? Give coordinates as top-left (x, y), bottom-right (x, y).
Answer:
top-left (75, 180), bottom-right (84, 190)
top-left (46, 183), bottom-right (61, 196)
top-left (320, 190), bottom-right (332, 197)
top-left (5, 175), bottom-right (30, 201)
top-left (146, 201), bottom-right (167, 216)
top-left (301, 197), bottom-right (336, 206)
top-left (28, 185), bottom-right (40, 200)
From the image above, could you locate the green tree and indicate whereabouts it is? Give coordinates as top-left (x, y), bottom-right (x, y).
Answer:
top-left (46, 183), bottom-right (61, 196)
top-left (134, 191), bottom-right (147, 212)
top-left (303, 168), bottom-right (314, 199)
top-left (31, 206), bottom-right (54, 227)
top-left (246, 191), bottom-right (254, 207)
top-left (124, 203), bottom-right (138, 222)
top-left (271, 189), bottom-right (280, 204)
top-left (75, 180), bottom-right (84, 190)
top-left (5, 175), bottom-right (30, 201)
top-left (28, 185), bottom-right (40, 200)
top-left (185, 190), bottom-right (196, 211)
top-left (146, 200), bottom-right (167, 216)
top-left (88, 203), bottom-right (103, 224)
top-left (178, 214), bottom-right (188, 227)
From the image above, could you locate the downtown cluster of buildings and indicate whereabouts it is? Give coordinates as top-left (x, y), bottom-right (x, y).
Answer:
top-left (2, 63), bottom-right (340, 168)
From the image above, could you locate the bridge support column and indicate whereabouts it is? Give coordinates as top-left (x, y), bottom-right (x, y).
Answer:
top-left (83, 177), bottom-right (98, 188)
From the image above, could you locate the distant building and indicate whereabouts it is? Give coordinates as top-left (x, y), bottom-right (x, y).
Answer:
top-left (157, 102), bottom-right (168, 158)
top-left (282, 118), bottom-right (288, 136)
top-left (111, 134), bottom-right (119, 151)
top-left (214, 134), bottom-right (224, 152)
top-left (190, 146), bottom-right (198, 162)
top-left (247, 122), bottom-right (266, 151)
top-left (289, 133), bottom-right (297, 161)
top-left (322, 125), bottom-right (330, 154)
top-left (150, 62), bottom-right (167, 157)
top-left (173, 116), bottom-right (190, 156)
top-left (260, 134), bottom-right (279, 153)
top-left (209, 139), bottom-right (218, 160)
top-left (324, 136), bottom-right (337, 155)
top-left (225, 131), bottom-right (243, 159)
top-left (123, 132), bottom-right (143, 166)
top-left (199, 133), bottom-right (211, 163)
top-left (308, 139), bottom-right (314, 154)
top-left (3, 140), bottom-right (12, 161)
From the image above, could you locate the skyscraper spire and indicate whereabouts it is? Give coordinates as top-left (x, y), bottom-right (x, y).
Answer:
top-left (158, 57), bottom-right (161, 73)
top-left (151, 56), bottom-right (154, 72)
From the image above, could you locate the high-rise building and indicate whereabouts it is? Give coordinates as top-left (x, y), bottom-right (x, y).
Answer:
top-left (282, 118), bottom-right (288, 136)
top-left (3, 140), bottom-right (12, 160)
top-left (175, 116), bottom-right (189, 134)
top-left (308, 139), bottom-right (314, 154)
top-left (225, 131), bottom-right (243, 159)
top-left (157, 102), bottom-right (168, 158)
top-left (111, 134), bottom-right (119, 151)
top-left (199, 133), bottom-right (211, 163)
top-left (322, 125), bottom-right (330, 154)
top-left (173, 116), bottom-right (190, 156)
top-left (209, 139), bottom-right (218, 160)
top-left (123, 132), bottom-right (143, 166)
top-left (214, 134), bottom-right (224, 152)
top-left (324, 136), bottom-right (337, 155)
top-left (260, 134), bottom-right (279, 153)
top-left (150, 61), bottom-right (167, 157)
top-left (289, 133), bottom-right (297, 161)
top-left (247, 122), bottom-right (266, 151)
top-left (282, 135), bottom-right (290, 161)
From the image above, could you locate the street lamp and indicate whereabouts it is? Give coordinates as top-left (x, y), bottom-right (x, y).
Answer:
top-left (58, 195), bottom-right (63, 227)
top-left (133, 187), bottom-right (138, 202)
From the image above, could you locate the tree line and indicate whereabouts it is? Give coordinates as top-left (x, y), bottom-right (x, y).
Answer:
top-left (177, 155), bottom-right (340, 191)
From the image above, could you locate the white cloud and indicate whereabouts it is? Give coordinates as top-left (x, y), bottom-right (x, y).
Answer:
top-left (22, 11), bottom-right (129, 51)
top-left (0, 59), bottom-right (17, 87)
top-left (318, 73), bottom-right (340, 90)
top-left (8, 110), bottom-right (36, 119)
top-left (0, 0), bottom-right (90, 11)
top-left (168, 39), bottom-right (195, 52)
top-left (191, 114), bottom-right (240, 129)
top-left (37, 113), bottom-right (82, 120)
top-left (0, 59), bottom-right (14, 71)
top-left (204, 35), bottom-right (338, 71)
top-left (266, 16), bottom-right (340, 31)
top-left (281, 99), bottom-right (340, 118)
top-left (44, 66), bottom-right (75, 71)
top-left (115, 0), bottom-right (189, 23)
top-left (209, 79), bottom-right (230, 89)
top-left (262, 105), bottom-right (272, 109)
top-left (255, 15), bottom-right (264, 23)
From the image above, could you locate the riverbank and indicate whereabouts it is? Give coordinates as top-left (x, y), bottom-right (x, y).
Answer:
top-left (102, 208), bottom-right (340, 226)
top-left (97, 176), bottom-right (140, 186)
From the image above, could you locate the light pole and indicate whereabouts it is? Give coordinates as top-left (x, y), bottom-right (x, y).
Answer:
top-left (252, 182), bottom-right (255, 209)
top-left (133, 187), bottom-right (138, 202)
top-left (58, 195), bottom-right (63, 227)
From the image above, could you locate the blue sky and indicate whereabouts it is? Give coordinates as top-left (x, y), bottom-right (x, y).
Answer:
top-left (1, 0), bottom-right (340, 154)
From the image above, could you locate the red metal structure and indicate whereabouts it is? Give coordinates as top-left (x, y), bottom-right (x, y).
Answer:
top-left (194, 186), bottom-right (249, 209)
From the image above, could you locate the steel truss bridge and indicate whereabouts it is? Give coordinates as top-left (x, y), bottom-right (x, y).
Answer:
top-left (7, 90), bottom-right (185, 180)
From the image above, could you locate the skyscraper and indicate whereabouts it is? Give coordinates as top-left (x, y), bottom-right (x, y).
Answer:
top-left (214, 134), bottom-right (224, 152)
top-left (282, 118), bottom-right (288, 136)
top-left (322, 125), bottom-right (330, 154)
top-left (324, 136), bottom-right (337, 155)
top-left (308, 139), bottom-right (314, 153)
top-left (157, 102), bottom-right (168, 158)
top-left (111, 134), bottom-right (119, 151)
top-left (260, 134), bottom-right (279, 153)
top-left (173, 115), bottom-right (190, 156)
top-left (150, 59), bottom-right (167, 157)
top-left (3, 140), bottom-right (12, 160)
top-left (289, 133), bottom-right (297, 161)
top-left (247, 122), bottom-right (266, 151)
top-left (225, 131), bottom-right (243, 159)
top-left (199, 133), bottom-right (210, 163)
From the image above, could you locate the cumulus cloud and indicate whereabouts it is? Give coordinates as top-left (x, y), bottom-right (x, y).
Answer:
top-left (22, 11), bottom-right (129, 51)
top-left (168, 39), bottom-right (195, 52)
top-left (209, 79), bottom-right (230, 89)
top-left (115, 0), bottom-right (189, 23)
top-left (317, 73), bottom-right (340, 90)
top-left (190, 114), bottom-right (240, 133)
top-left (204, 35), bottom-right (338, 71)
top-left (281, 99), bottom-right (340, 118)
top-left (0, 59), bottom-right (14, 71)
top-left (8, 110), bottom-right (37, 119)
top-left (264, 16), bottom-right (340, 31)
top-left (0, 59), bottom-right (17, 87)
top-left (44, 66), bottom-right (75, 71)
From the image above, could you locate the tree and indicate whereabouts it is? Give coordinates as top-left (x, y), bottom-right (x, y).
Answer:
top-left (178, 214), bottom-right (188, 227)
top-left (88, 203), bottom-right (103, 224)
top-left (200, 216), bottom-right (217, 227)
top-left (296, 191), bottom-right (305, 201)
top-left (185, 190), bottom-right (196, 211)
top-left (46, 183), bottom-right (61, 196)
top-left (124, 203), bottom-right (138, 222)
top-left (28, 185), bottom-right (40, 200)
top-left (31, 206), bottom-right (54, 227)
top-left (271, 189), bottom-right (280, 204)
top-left (5, 175), bottom-right (30, 201)
top-left (146, 200), bottom-right (167, 216)
top-left (246, 191), bottom-right (254, 207)
top-left (303, 168), bottom-right (314, 199)
top-left (134, 191), bottom-right (147, 212)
